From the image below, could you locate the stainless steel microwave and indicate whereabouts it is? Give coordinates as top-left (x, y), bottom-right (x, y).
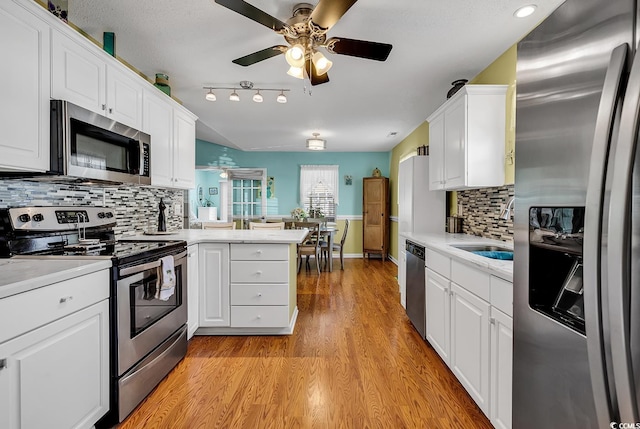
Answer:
top-left (50, 100), bottom-right (150, 185)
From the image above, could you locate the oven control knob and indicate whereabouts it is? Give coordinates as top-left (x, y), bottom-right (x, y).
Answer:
top-left (105, 212), bottom-right (114, 218)
top-left (97, 212), bottom-right (106, 219)
top-left (18, 214), bottom-right (31, 223)
top-left (32, 214), bottom-right (44, 222)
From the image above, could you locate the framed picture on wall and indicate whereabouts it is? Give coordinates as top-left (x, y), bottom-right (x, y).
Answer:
top-left (345, 175), bottom-right (353, 186)
top-left (209, 187), bottom-right (218, 195)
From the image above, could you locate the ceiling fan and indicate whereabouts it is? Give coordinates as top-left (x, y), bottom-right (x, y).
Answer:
top-left (214, 0), bottom-right (393, 86)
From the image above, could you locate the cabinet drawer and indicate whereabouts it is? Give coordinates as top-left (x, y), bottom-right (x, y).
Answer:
top-left (231, 244), bottom-right (288, 261)
top-left (0, 269), bottom-right (109, 344)
top-left (231, 305), bottom-right (289, 328)
top-left (490, 276), bottom-right (513, 317)
top-left (451, 260), bottom-right (490, 301)
top-left (230, 261), bottom-right (289, 283)
top-left (231, 283), bottom-right (288, 306)
top-left (426, 249), bottom-right (451, 278)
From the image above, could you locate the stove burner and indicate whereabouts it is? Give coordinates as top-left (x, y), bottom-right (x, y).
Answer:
top-left (64, 241), bottom-right (107, 255)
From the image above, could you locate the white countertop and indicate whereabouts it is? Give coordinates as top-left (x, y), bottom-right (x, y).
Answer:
top-left (400, 232), bottom-right (513, 281)
top-left (0, 259), bottom-right (112, 299)
top-left (124, 228), bottom-right (308, 245)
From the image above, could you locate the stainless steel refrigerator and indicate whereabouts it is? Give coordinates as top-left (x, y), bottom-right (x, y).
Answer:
top-left (514, 0), bottom-right (640, 427)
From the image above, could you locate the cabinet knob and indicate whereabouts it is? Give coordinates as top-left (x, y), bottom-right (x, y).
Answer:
top-left (257, 293), bottom-right (262, 297)
top-left (256, 250), bottom-right (262, 254)
top-left (0, 359), bottom-right (6, 370)
top-left (490, 317), bottom-right (496, 325)
top-left (59, 296), bottom-right (73, 303)
top-left (108, 108), bottom-right (113, 114)
top-left (257, 315), bottom-right (262, 319)
top-left (256, 270), bottom-right (262, 275)
top-left (101, 104), bottom-right (106, 110)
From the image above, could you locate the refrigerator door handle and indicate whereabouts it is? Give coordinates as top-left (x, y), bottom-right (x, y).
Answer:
top-left (585, 43), bottom-right (629, 427)
top-left (608, 43), bottom-right (640, 423)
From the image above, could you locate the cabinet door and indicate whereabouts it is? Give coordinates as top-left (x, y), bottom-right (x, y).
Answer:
top-left (173, 109), bottom-right (196, 189)
top-left (0, 300), bottom-right (109, 429)
top-left (425, 267), bottom-right (450, 364)
top-left (450, 283), bottom-right (490, 415)
top-left (106, 64), bottom-right (142, 129)
top-left (363, 178), bottom-right (385, 252)
top-left (0, 1), bottom-right (50, 172)
top-left (428, 114), bottom-right (445, 190)
top-left (398, 158), bottom-right (413, 232)
top-left (143, 89), bottom-right (174, 188)
top-left (490, 307), bottom-right (513, 429)
top-left (51, 30), bottom-right (106, 115)
top-left (199, 243), bottom-right (230, 327)
top-left (187, 244), bottom-right (199, 339)
top-left (444, 96), bottom-right (466, 188)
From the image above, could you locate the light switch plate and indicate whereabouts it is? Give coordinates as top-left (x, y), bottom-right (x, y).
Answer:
top-left (174, 203), bottom-right (183, 216)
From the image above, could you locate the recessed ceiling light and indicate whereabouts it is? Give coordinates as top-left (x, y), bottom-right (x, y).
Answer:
top-left (514, 4), bottom-right (537, 18)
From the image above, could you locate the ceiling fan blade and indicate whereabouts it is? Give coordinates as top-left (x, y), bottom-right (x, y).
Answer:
top-left (232, 46), bottom-right (287, 66)
top-left (310, 0), bottom-right (358, 31)
top-left (305, 61), bottom-right (330, 86)
top-left (326, 37), bottom-right (392, 61)
top-left (215, 0), bottom-right (288, 32)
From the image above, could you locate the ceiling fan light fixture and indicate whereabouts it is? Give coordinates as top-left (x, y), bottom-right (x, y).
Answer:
top-left (252, 90), bottom-right (263, 103)
top-left (205, 89), bottom-right (216, 101)
top-left (277, 91), bottom-right (287, 103)
top-left (229, 90), bottom-right (240, 101)
top-left (312, 51), bottom-right (333, 75)
top-left (306, 133), bottom-right (326, 151)
top-left (287, 66), bottom-right (305, 79)
top-left (285, 44), bottom-right (305, 67)
top-left (514, 4), bottom-right (537, 18)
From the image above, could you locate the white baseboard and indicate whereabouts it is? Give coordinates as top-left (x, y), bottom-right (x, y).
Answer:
top-left (195, 307), bottom-right (299, 336)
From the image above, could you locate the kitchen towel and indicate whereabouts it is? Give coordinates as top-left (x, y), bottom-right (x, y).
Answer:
top-left (155, 255), bottom-right (176, 301)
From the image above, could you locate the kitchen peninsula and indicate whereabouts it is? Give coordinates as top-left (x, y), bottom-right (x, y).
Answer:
top-left (127, 229), bottom-right (307, 337)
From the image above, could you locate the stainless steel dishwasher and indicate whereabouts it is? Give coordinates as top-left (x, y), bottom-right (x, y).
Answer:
top-left (405, 240), bottom-right (426, 338)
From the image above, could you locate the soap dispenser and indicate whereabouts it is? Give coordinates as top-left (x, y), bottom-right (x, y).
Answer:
top-left (158, 198), bottom-right (167, 232)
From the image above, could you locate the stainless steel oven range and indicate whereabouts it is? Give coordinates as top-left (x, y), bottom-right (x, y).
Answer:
top-left (0, 206), bottom-right (188, 425)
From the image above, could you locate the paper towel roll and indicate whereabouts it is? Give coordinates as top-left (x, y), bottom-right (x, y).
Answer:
top-left (198, 207), bottom-right (217, 221)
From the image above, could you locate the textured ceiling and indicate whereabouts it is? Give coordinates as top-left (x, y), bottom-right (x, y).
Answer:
top-left (68, 0), bottom-right (564, 152)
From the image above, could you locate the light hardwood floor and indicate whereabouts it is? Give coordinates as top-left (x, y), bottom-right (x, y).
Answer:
top-left (118, 258), bottom-right (492, 428)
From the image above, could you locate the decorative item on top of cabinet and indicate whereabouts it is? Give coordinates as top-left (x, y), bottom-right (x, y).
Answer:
top-left (427, 84), bottom-right (507, 191)
top-left (372, 167), bottom-right (382, 177)
top-left (446, 79), bottom-right (468, 99)
top-left (154, 73), bottom-right (171, 96)
top-left (363, 176), bottom-right (390, 261)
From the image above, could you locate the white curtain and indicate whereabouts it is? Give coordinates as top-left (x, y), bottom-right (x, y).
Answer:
top-left (299, 165), bottom-right (339, 205)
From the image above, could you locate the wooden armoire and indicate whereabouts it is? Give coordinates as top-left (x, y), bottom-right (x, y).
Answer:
top-left (362, 176), bottom-right (390, 261)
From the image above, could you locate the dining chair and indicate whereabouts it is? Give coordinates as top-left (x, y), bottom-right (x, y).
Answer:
top-left (202, 221), bottom-right (236, 230)
top-left (249, 221), bottom-right (285, 230)
top-left (297, 224), bottom-right (321, 274)
top-left (322, 219), bottom-right (350, 270)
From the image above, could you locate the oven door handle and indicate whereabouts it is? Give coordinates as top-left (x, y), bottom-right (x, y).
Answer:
top-left (119, 250), bottom-right (187, 277)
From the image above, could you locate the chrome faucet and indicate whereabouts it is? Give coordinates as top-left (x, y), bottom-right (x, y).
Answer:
top-left (500, 197), bottom-right (515, 221)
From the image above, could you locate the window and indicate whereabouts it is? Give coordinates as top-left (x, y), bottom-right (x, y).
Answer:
top-left (227, 168), bottom-right (267, 224)
top-left (300, 165), bottom-right (338, 220)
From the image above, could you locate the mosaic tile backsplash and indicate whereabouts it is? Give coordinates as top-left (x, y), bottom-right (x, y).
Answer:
top-left (456, 184), bottom-right (514, 242)
top-left (0, 179), bottom-right (183, 238)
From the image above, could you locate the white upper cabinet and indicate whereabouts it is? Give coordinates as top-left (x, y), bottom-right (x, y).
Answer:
top-left (51, 30), bottom-right (143, 130)
top-left (0, 0), bottom-right (50, 172)
top-left (427, 85), bottom-right (507, 190)
top-left (143, 89), bottom-right (196, 189)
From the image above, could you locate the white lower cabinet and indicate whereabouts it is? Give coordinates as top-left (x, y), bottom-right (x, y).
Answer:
top-left (450, 283), bottom-right (490, 415)
top-left (187, 244), bottom-right (199, 339)
top-left (198, 243), bottom-right (230, 327)
top-left (230, 244), bottom-right (290, 328)
top-left (425, 248), bottom-right (512, 427)
top-left (425, 267), bottom-right (451, 364)
top-left (0, 269), bottom-right (110, 429)
top-left (490, 307), bottom-right (513, 429)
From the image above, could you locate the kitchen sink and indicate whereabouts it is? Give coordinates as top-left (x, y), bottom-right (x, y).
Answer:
top-left (450, 244), bottom-right (514, 260)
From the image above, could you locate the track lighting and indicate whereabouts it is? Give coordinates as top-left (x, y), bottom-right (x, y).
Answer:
top-left (205, 89), bottom-right (216, 101)
top-left (203, 82), bottom-right (289, 103)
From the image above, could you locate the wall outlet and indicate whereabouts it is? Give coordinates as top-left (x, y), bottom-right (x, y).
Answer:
top-left (174, 203), bottom-right (183, 216)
